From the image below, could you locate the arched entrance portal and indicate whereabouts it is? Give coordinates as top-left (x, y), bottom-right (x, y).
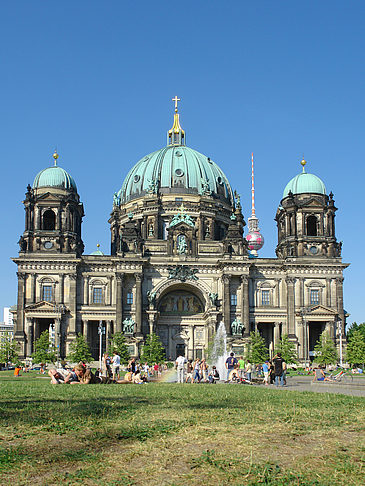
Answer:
top-left (155, 285), bottom-right (207, 360)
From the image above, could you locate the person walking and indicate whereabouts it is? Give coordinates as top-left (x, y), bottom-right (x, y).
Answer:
top-left (262, 360), bottom-right (269, 385)
top-left (200, 359), bottom-right (208, 382)
top-left (175, 354), bottom-right (186, 383)
top-left (245, 361), bottom-right (253, 382)
top-left (273, 353), bottom-right (285, 386)
top-left (225, 352), bottom-right (238, 381)
top-left (238, 356), bottom-right (245, 381)
top-left (185, 360), bottom-right (193, 383)
top-left (112, 351), bottom-right (121, 381)
top-left (193, 359), bottom-right (201, 383)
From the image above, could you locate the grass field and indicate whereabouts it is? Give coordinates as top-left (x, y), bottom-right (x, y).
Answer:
top-left (0, 371), bottom-right (364, 486)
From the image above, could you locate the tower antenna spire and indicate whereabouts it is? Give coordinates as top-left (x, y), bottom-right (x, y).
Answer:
top-left (245, 152), bottom-right (264, 257)
top-left (251, 152), bottom-right (256, 217)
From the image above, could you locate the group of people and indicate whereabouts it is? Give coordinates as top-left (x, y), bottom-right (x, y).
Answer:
top-left (175, 356), bottom-right (220, 383)
top-left (225, 352), bottom-right (288, 386)
top-left (175, 352), bottom-right (288, 386)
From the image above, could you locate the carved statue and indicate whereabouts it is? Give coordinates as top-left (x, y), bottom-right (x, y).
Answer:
top-left (208, 292), bottom-right (218, 306)
top-left (148, 223), bottom-right (154, 237)
top-left (168, 265), bottom-right (198, 282)
top-left (177, 235), bottom-right (188, 254)
top-left (201, 178), bottom-right (211, 195)
top-left (147, 179), bottom-right (159, 194)
top-left (113, 192), bottom-right (121, 207)
top-left (147, 290), bottom-right (156, 306)
top-left (234, 190), bottom-right (241, 208)
top-left (18, 236), bottom-right (27, 252)
top-left (122, 317), bottom-right (135, 334)
top-left (231, 318), bottom-right (243, 335)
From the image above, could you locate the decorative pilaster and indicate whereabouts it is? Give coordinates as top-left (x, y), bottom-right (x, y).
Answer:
top-left (67, 274), bottom-right (77, 337)
top-left (115, 273), bottom-right (124, 333)
top-left (286, 277), bottom-right (296, 338)
top-left (222, 274), bottom-right (231, 336)
top-left (135, 274), bottom-right (143, 336)
top-left (240, 275), bottom-right (249, 338)
top-left (15, 272), bottom-right (26, 356)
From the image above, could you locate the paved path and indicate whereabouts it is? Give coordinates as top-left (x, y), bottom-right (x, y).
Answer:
top-left (271, 375), bottom-right (365, 397)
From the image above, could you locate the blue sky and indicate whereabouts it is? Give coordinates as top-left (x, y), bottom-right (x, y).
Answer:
top-left (1, 1), bottom-right (364, 325)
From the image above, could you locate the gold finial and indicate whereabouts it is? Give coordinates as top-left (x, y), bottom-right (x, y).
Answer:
top-left (301, 157), bottom-right (307, 173)
top-left (96, 243), bottom-right (100, 248)
top-left (172, 95), bottom-right (181, 113)
top-left (53, 150), bottom-right (59, 166)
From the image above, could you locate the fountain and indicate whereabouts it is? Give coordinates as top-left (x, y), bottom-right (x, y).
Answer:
top-left (210, 322), bottom-right (228, 381)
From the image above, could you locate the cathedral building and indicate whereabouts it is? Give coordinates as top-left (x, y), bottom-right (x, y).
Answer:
top-left (12, 100), bottom-right (348, 363)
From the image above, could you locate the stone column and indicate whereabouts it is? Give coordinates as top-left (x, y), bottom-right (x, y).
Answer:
top-left (273, 323), bottom-right (281, 351)
top-left (67, 274), bottom-right (77, 337)
top-left (326, 278), bottom-right (331, 307)
top-left (32, 274), bottom-right (37, 303)
top-left (135, 274), bottom-right (143, 336)
top-left (240, 275), bottom-right (250, 338)
top-left (26, 318), bottom-right (34, 357)
top-left (222, 275), bottom-right (231, 336)
top-left (115, 273), bottom-right (123, 333)
top-left (335, 277), bottom-right (345, 335)
top-left (105, 320), bottom-right (111, 352)
top-left (59, 274), bottom-right (64, 304)
top-left (15, 272), bottom-right (26, 356)
top-left (55, 317), bottom-right (61, 362)
top-left (286, 277), bottom-right (296, 338)
top-left (34, 319), bottom-right (40, 341)
top-left (84, 320), bottom-right (90, 347)
top-left (83, 276), bottom-right (89, 305)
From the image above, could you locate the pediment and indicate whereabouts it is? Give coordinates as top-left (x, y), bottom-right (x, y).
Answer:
top-left (305, 304), bottom-right (337, 316)
top-left (36, 192), bottom-right (63, 202)
top-left (25, 301), bottom-right (67, 313)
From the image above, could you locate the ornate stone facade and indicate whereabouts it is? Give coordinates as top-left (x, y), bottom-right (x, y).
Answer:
top-left (12, 108), bottom-right (349, 364)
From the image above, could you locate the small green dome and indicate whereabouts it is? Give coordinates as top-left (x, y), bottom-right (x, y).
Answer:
top-left (33, 166), bottom-right (77, 191)
top-left (283, 160), bottom-right (326, 198)
top-left (118, 145), bottom-right (233, 204)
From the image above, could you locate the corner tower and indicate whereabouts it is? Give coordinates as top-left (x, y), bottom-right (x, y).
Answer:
top-left (19, 152), bottom-right (84, 257)
top-left (275, 158), bottom-right (340, 259)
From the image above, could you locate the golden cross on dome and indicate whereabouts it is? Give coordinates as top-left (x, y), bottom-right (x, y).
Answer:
top-left (172, 95), bottom-right (181, 112)
top-left (179, 203), bottom-right (186, 214)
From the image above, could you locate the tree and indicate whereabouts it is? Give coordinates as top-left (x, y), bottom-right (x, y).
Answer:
top-left (67, 334), bottom-right (93, 364)
top-left (0, 333), bottom-right (19, 368)
top-left (140, 333), bottom-right (166, 365)
top-left (346, 330), bottom-right (365, 367)
top-left (274, 334), bottom-right (298, 364)
top-left (314, 332), bottom-right (338, 366)
top-left (245, 331), bottom-right (268, 364)
top-left (32, 330), bottom-right (57, 364)
top-left (346, 322), bottom-right (365, 342)
top-left (109, 332), bottom-right (130, 364)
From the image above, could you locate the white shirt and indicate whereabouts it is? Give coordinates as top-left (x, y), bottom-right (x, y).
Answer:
top-left (176, 356), bottom-right (186, 368)
top-left (112, 354), bottom-right (120, 366)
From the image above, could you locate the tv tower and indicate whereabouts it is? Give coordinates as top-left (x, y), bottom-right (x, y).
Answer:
top-left (245, 153), bottom-right (264, 257)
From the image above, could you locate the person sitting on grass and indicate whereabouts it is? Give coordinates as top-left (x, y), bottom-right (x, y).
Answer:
top-left (228, 365), bottom-right (240, 382)
top-left (208, 366), bottom-right (220, 383)
top-left (312, 366), bottom-right (333, 382)
top-left (49, 364), bottom-right (85, 384)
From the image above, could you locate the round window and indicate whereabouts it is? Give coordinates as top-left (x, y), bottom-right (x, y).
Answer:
top-left (175, 151), bottom-right (182, 157)
top-left (309, 246), bottom-right (318, 255)
top-left (175, 169), bottom-right (184, 177)
top-left (133, 175), bottom-right (140, 183)
top-left (44, 241), bottom-right (53, 249)
top-left (217, 176), bottom-right (223, 185)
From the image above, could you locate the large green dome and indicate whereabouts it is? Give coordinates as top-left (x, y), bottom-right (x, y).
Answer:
top-left (118, 144), bottom-right (233, 204)
top-left (283, 160), bottom-right (326, 198)
top-left (33, 153), bottom-right (77, 191)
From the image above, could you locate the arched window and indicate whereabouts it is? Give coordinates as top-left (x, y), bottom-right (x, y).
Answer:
top-left (43, 210), bottom-right (56, 230)
top-left (307, 216), bottom-right (317, 236)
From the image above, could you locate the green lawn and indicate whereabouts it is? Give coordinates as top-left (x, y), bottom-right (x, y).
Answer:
top-left (0, 371), bottom-right (364, 485)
